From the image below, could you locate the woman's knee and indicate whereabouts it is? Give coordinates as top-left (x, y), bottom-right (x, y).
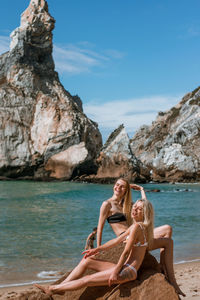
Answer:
top-left (167, 225), bottom-right (173, 238)
top-left (163, 224), bottom-right (173, 238)
top-left (82, 257), bottom-right (96, 268)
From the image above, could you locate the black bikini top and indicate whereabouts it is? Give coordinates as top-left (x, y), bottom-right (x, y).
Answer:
top-left (107, 212), bottom-right (127, 223)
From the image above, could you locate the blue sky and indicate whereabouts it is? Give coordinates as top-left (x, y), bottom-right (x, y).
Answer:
top-left (0, 0), bottom-right (200, 141)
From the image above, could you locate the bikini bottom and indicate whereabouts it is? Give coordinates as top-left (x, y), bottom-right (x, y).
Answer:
top-left (118, 264), bottom-right (137, 281)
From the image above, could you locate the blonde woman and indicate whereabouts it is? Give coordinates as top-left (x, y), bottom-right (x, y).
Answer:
top-left (96, 178), bottom-right (185, 297)
top-left (97, 178), bottom-right (137, 247)
top-left (35, 198), bottom-right (154, 295)
top-left (97, 178), bottom-right (171, 247)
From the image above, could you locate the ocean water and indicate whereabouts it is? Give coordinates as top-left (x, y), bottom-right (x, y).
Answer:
top-left (0, 181), bottom-right (199, 287)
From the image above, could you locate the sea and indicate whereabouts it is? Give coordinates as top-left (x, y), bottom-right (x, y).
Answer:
top-left (0, 180), bottom-right (199, 288)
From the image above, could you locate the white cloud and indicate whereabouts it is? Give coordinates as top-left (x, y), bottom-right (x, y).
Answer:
top-left (53, 45), bottom-right (101, 74)
top-left (53, 44), bottom-right (124, 74)
top-left (84, 95), bottom-right (181, 141)
top-left (0, 35), bottom-right (10, 54)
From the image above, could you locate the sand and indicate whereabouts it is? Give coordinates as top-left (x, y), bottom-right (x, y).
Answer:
top-left (174, 261), bottom-right (200, 299)
top-left (0, 260), bottom-right (199, 299)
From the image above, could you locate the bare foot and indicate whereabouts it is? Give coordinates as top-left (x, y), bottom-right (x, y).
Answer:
top-left (165, 274), bottom-right (185, 297)
top-left (175, 287), bottom-right (186, 297)
top-left (172, 283), bottom-right (186, 297)
top-left (34, 283), bottom-right (65, 296)
top-left (34, 284), bottom-right (52, 296)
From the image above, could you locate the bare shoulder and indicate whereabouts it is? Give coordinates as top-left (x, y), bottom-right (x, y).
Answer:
top-left (101, 199), bottom-right (112, 209)
top-left (129, 223), bottom-right (141, 235)
top-left (100, 200), bottom-right (112, 214)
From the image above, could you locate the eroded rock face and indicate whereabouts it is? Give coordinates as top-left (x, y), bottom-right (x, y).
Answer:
top-left (89, 125), bottom-right (150, 183)
top-left (0, 0), bottom-right (102, 180)
top-left (130, 88), bottom-right (200, 182)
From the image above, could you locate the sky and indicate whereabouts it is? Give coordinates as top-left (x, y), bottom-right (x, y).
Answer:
top-left (0, 0), bottom-right (200, 142)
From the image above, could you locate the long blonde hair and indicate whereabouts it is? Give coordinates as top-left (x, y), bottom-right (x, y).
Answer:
top-left (135, 198), bottom-right (154, 248)
top-left (116, 178), bottom-right (133, 226)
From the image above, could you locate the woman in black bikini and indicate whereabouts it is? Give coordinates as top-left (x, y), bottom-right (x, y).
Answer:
top-left (97, 177), bottom-right (185, 297)
top-left (35, 198), bottom-right (154, 296)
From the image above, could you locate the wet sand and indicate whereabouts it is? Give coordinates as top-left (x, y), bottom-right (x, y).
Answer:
top-left (0, 260), bottom-right (199, 299)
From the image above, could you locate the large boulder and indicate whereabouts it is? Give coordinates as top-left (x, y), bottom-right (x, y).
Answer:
top-left (130, 88), bottom-right (200, 182)
top-left (0, 245), bottom-right (179, 299)
top-left (0, 0), bottom-right (102, 180)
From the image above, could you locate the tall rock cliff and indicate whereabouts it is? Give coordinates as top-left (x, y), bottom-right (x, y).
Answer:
top-left (82, 124), bottom-right (150, 183)
top-left (0, 0), bottom-right (102, 180)
top-left (130, 88), bottom-right (200, 182)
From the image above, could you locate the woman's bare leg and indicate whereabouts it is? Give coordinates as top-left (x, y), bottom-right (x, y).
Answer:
top-left (154, 225), bottom-right (172, 276)
top-left (35, 259), bottom-right (116, 295)
top-left (36, 266), bottom-right (133, 295)
top-left (64, 257), bottom-right (115, 283)
top-left (150, 237), bottom-right (185, 297)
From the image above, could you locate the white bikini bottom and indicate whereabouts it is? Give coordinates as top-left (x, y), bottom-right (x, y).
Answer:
top-left (119, 263), bottom-right (137, 281)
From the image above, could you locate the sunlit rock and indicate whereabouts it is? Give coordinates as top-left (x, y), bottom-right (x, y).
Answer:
top-left (0, 0), bottom-right (102, 180)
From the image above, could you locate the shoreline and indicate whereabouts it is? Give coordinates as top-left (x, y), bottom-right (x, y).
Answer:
top-left (1, 257), bottom-right (199, 290)
top-left (0, 260), bottom-right (199, 299)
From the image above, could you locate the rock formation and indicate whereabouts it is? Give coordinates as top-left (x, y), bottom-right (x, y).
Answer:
top-left (77, 125), bottom-right (150, 183)
top-left (130, 87), bottom-right (200, 182)
top-left (0, 0), bottom-right (102, 180)
top-left (0, 246), bottom-right (179, 299)
top-left (95, 125), bottom-right (150, 182)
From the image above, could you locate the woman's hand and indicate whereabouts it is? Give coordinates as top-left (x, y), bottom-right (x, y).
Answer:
top-left (130, 184), bottom-right (143, 191)
top-left (108, 269), bottom-right (119, 286)
top-left (82, 248), bottom-right (99, 258)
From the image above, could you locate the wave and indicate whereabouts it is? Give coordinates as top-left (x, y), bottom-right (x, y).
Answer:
top-left (0, 279), bottom-right (55, 288)
top-left (175, 258), bottom-right (200, 264)
top-left (37, 270), bottom-right (63, 279)
top-left (0, 270), bottom-right (63, 289)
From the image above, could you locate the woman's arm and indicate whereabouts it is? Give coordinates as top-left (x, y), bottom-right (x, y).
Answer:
top-left (97, 201), bottom-right (110, 247)
top-left (130, 184), bottom-right (147, 200)
top-left (108, 224), bottom-right (140, 285)
top-left (83, 228), bottom-right (130, 258)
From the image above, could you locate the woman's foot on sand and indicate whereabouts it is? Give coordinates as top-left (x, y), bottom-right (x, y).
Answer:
top-left (172, 283), bottom-right (186, 297)
top-left (34, 283), bottom-right (65, 296)
top-left (34, 284), bottom-right (52, 296)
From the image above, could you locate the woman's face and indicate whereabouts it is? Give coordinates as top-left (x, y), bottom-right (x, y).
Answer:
top-left (131, 201), bottom-right (144, 222)
top-left (113, 179), bottom-right (127, 198)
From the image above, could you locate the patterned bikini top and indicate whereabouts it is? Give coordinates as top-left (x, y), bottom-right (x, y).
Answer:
top-left (126, 223), bottom-right (148, 247)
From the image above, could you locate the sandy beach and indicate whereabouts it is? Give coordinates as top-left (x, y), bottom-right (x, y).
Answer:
top-left (0, 260), bottom-right (199, 299)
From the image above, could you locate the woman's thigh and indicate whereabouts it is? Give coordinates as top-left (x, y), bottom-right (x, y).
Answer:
top-left (154, 225), bottom-right (172, 239)
top-left (86, 257), bottom-right (116, 272)
top-left (118, 265), bottom-right (137, 281)
top-left (84, 266), bottom-right (135, 287)
top-left (149, 237), bottom-right (171, 251)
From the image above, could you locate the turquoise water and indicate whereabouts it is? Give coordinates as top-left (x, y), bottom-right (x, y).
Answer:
top-left (0, 181), bottom-right (199, 287)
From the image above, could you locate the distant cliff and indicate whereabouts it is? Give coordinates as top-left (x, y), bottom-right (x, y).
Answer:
top-left (83, 88), bottom-right (200, 184)
top-left (0, 0), bottom-right (102, 180)
top-left (77, 124), bottom-right (150, 183)
top-left (130, 88), bottom-right (200, 182)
